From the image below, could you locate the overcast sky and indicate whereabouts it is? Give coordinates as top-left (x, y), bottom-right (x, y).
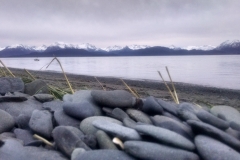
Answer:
top-left (1, 0), bottom-right (240, 48)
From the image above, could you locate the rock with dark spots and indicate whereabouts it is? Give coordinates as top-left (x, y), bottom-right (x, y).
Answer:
top-left (134, 124), bottom-right (195, 151)
top-left (14, 129), bottom-right (42, 146)
top-left (63, 90), bottom-right (102, 116)
top-left (196, 110), bottom-right (229, 130)
top-left (80, 116), bottom-right (122, 135)
top-left (151, 115), bottom-right (194, 140)
top-left (91, 90), bottom-right (136, 108)
top-left (141, 96), bottom-right (163, 115)
top-left (156, 99), bottom-right (178, 116)
top-left (24, 80), bottom-right (49, 96)
top-left (126, 108), bottom-right (152, 124)
top-left (0, 96), bottom-right (27, 102)
top-left (96, 130), bottom-right (118, 150)
top-left (0, 97), bottom-right (42, 122)
top-left (195, 135), bottom-right (240, 160)
top-left (80, 134), bottom-right (97, 149)
top-left (0, 77), bottom-right (24, 95)
top-left (71, 149), bottom-right (135, 160)
top-left (16, 114), bottom-right (30, 129)
top-left (63, 101), bottom-right (95, 120)
top-left (187, 120), bottom-right (240, 151)
top-left (124, 141), bottom-right (199, 160)
top-left (29, 110), bottom-right (53, 138)
top-left (0, 110), bottom-right (15, 134)
top-left (111, 108), bottom-right (129, 121)
top-left (52, 126), bottom-right (90, 157)
top-left (33, 94), bottom-right (54, 103)
top-left (54, 109), bottom-right (80, 128)
top-left (93, 120), bottom-right (141, 141)
top-left (123, 117), bottom-right (137, 129)
top-left (211, 105), bottom-right (240, 125)
top-left (230, 121), bottom-right (240, 132)
top-left (43, 100), bottom-right (63, 112)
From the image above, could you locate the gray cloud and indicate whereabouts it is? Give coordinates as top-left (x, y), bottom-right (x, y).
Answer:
top-left (0, 0), bottom-right (240, 47)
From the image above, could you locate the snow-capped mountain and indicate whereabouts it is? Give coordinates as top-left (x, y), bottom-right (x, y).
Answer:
top-left (217, 40), bottom-right (240, 49)
top-left (128, 45), bottom-right (150, 50)
top-left (101, 45), bottom-right (125, 52)
top-left (183, 45), bottom-right (216, 51)
top-left (169, 45), bottom-right (181, 50)
top-left (5, 44), bottom-right (35, 50)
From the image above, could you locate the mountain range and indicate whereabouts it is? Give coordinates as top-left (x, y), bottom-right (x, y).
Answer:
top-left (0, 40), bottom-right (239, 57)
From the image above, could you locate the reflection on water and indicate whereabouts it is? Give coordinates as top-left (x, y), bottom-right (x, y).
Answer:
top-left (1, 55), bottom-right (240, 90)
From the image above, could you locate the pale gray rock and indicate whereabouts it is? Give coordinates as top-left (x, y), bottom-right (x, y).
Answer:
top-left (111, 108), bottom-right (129, 121)
top-left (43, 100), bottom-right (63, 112)
top-left (210, 105), bottom-right (240, 125)
top-left (29, 110), bottom-right (53, 138)
top-left (195, 135), bottom-right (240, 160)
top-left (124, 141), bottom-right (199, 160)
top-left (126, 108), bottom-right (152, 124)
top-left (63, 101), bottom-right (95, 120)
top-left (80, 116), bottom-right (122, 135)
top-left (135, 124), bottom-right (195, 151)
top-left (14, 129), bottom-right (41, 146)
top-left (24, 80), bottom-right (49, 96)
top-left (123, 117), bottom-right (137, 129)
top-left (93, 120), bottom-right (141, 141)
top-left (0, 110), bottom-right (15, 134)
top-left (91, 90), bottom-right (136, 108)
top-left (71, 148), bottom-right (86, 160)
top-left (63, 90), bottom-right (102, 116)
top-left (157, 98), bottom-right (178, 116)
top-left (71, 149), bottom-right (135, 160)
top-left (0, 77), bottom-right (24, 95)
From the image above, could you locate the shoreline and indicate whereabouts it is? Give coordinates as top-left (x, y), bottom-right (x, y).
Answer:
top-left (6, 67), bottom-right (240, 110)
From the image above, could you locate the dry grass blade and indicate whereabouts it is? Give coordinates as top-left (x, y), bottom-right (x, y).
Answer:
top-left (157, 71), bottom-right (177, 103)
top-left (113, 137), bottom-right (124, 149)
top-left (33, 134), bottom-right (53, 147)
top-left (120, 79), bottom-right (139, 98)
top-left (0, 67), bottom-right (6, 77)
top-left (94, 76), bottom-right (106, 91)
top-left (0, 60), bottom-right (15, 77)
top-left (24, 69), bottom-right (36, 80)
top-left (193, 102), bottom-right (202, 108)
top-left (46, 57), bottom-right (74, 94)
top-left (165, 66), bottom-right (179, 104)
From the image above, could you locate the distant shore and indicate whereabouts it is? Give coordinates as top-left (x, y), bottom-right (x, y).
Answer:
top-left (7, 67), bottom-right (240, 110)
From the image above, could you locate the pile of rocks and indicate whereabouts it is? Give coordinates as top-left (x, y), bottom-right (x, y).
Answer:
top-left (1, 77), bottom-right (240, 160)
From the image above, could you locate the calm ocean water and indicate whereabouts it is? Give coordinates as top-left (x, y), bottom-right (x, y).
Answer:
top-left (1, 55), bottom-right (240, 90)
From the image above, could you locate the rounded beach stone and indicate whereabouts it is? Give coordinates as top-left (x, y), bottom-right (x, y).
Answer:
top-left (141, 96), bottom-right (163, 115)
top-left (0, 110), bottom-right (15, 134)
top-left (93, 120), bottom-right (141, 141)
top-left (71, 148), bottom-right (86, 160)
top-left (196, 110), bottom-right (229, 130)
top-left (54, 109), bottom-right (80, 128)
top-left (52, 126), bottom-right (90, 157)
top-left (134, 124), bottom-right (195, 151)
top-left (63, 90), bottom-right (102, 116)
top-left (210, 105), bottom-right (240, 125)
top-left (111, 108), bottom-right (129, 121)
top-left (123, 117), bottom-right (137, 129)
top-left (80, 116), bottom-right (122, 135)
top-left (195, 135), bottom-right (240, 160)
top-left (126, 108), bottom-right (152, 124)
top-left (16, 114), bottom-right (31, 129)
top-left (91, 90), bottom-right (136, 108)
top-left (24, 79), bottom-right (49, 96)
top-left (96, 130), bottom-right (118, 150)
top-left (187, 120), bottom-right (240, 151)
top-left (43, 100), bottom-right (63, 112)
top-left (156, 98), bottom-right (178, 116)
top-left (124, 141), bottom-right (199, 160)
top-left (14, 128), bottom-right (42, 146)
top-left (33, 94), bottom-right (54, 103)
top-left (151, 115), bottom-right (193, 140)
top-left (63, 101), bottom-right (95, 120)
top-left (29, 110), bottom-right (53, 138)
top-left (70, 149), bottom-right (135, 160)
top-left (0, 77), bottom-right (24, 94)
